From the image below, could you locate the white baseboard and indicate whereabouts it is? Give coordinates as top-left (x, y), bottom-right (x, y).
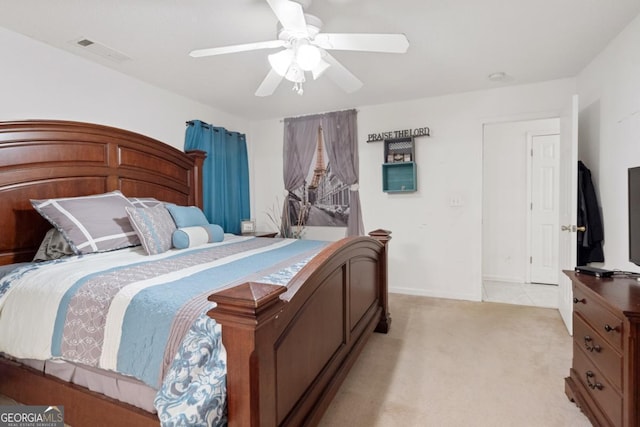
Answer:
top-left (389, 286), bottom-right (482, 302)
top-left (482, 275), bottom-right (525, 284)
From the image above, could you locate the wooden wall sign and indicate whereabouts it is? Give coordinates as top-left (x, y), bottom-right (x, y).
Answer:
top-left (366, 126), bottom-right (430, 143)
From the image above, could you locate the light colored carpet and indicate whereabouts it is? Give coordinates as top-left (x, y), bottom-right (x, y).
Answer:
top-left (1, 294), bottom-right (590, 426)
top-left (319, 293), bottom-right (590, 427)
top-left (0, 395), bottom-right (17, 405)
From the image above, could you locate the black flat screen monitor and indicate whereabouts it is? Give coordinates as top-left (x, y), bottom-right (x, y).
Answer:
top-left (629, 167), bottom-right (640, 266)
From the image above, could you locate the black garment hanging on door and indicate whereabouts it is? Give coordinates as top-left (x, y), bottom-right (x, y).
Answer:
top-left (577, 161), bottom-right (604, 265)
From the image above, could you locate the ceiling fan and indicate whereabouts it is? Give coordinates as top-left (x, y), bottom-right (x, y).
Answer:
top-left (189, 0), bottom-right (409, 96)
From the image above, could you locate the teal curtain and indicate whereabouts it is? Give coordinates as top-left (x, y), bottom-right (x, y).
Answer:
top-left (184, 120), bottom-right (249, 234)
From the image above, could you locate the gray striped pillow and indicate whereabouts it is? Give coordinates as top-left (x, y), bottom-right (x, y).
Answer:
top-left (128, 197), bottom-right (162, 208)
top-left (31, 190), bottom-right (140, 254)
top-left (126, 204), bottom-right (176, 255)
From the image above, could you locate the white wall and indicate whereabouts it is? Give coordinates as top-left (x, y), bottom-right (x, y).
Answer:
top-left (0, 27), bottom-right (248, 150)
top-left (482, 118), bottom-right (559, 284)
top-left (249, 79), bottom-right (576, 301)
top-left (576, 14), bottom-right (640, 272)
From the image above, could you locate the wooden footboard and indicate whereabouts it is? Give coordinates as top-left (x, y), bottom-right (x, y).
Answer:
top-left (208, 230), bottom-right (391, 426)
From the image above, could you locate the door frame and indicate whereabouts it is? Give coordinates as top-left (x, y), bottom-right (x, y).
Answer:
top-left (481, 117), bottom-right (560, 286)
top-left (525, 130), bottom-right (561, 284)
top-left (481, 107), bottom-right (575, 312)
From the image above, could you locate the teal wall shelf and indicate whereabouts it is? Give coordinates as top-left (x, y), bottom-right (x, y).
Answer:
top-left (382, 162), bottom-right (416, 192)
top-left (382, 137), bottom-right (416, 193)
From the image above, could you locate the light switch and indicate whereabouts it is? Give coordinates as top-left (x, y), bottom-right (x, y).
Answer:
top-left (449, 196), bottom-right (464, 207)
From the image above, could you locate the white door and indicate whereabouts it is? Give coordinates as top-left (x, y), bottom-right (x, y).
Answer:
top-left (558, 95), bottom-right (579, 334)
top-left (530, 133), bottom-right (560, 284)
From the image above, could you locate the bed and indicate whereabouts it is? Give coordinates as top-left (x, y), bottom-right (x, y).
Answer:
top-left (0, 120), bottom-right (391, 426)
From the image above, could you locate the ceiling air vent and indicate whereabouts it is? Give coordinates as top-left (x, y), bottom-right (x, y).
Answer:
top-left (70, 37), bottom-right (131, 63)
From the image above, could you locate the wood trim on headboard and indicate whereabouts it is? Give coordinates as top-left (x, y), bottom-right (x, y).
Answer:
top-left (0, 120), bottom-right (204, 265)
top-left (186, 150), bottom-right (206, 210)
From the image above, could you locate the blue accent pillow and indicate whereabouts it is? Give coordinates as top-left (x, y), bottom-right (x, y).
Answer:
top-left (172, 225), bottom-right (224, 249)
top-left (165, 205), bottom-right (209, 228)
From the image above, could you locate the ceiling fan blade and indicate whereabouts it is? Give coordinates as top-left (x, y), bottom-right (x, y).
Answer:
top-left (255, 68), bottom-right (284, 97)
top-left (190, 40), bottom-right (285, 57)
top-left (313, 33), bottom-right (409, 53)
top-left (322, 52), bottom-right (363, 93)
top-left (265, 0), bottom-right (308, 34)
top-left (311, 58), bottom-right (330, 80)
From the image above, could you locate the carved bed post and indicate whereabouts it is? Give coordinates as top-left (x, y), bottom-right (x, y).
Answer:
top-left (207, 282), bottom-right (287, 427)
top-left (368, 229), bottom-right (392, 333)
top-left (185, 150), bottom-right (206, 209)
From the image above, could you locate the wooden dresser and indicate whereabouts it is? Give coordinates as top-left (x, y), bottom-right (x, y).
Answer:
top-left (564, 271), bottom-right (640, 426)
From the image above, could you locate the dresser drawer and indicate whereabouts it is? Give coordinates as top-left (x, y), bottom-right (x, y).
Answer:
top-left (573, 284), bottom-right (623, 351)
top-left (573, 313), bottom-right (622, 391)
top-left (573, 342), bottom-right (622, 427)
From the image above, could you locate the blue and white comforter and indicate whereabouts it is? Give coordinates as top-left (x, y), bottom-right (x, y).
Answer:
top-left (0, 235), bottom-right (326, 426)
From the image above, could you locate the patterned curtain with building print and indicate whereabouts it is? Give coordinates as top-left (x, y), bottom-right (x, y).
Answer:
top-left (321, 109), bottom-right (363, 236)
top-left (282, 109), bottom-right (363, 237)
top-left (185, 120), bottom-right (249, 234)
top-left (281, 115), bottom-right (323, 237)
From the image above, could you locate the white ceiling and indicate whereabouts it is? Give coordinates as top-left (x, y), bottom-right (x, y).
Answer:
top-left (1, 0), bottom-right (639, 121)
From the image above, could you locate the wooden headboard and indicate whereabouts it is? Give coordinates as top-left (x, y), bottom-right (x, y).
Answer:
top-left (0, 120), bottom-right (205, 265)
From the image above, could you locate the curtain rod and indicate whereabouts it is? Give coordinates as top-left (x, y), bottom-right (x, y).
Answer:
top-left (185, 120), bottom-right (245, 138)
top-left (185, 120), bottom-right (217, 130)
top-left (279, 108), bottom-right (359, 123)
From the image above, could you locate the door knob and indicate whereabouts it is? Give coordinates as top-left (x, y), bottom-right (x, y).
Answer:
top-left (561, 225), bottom-right (586, 232)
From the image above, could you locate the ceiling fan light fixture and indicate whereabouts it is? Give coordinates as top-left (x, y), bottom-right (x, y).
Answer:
top-left (284, 62), bottom-right (305, 83)
top-left (296, 43), bottom-right (321, 71)
top-left (268, 49), bottom-right (294, 76)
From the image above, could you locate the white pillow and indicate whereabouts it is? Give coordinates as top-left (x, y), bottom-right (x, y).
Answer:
top-left (172, 225), bottom-right (224, 249)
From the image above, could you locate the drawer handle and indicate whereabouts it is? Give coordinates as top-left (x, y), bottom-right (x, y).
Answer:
top-left (573, 297), bottom-right (586, 304)
top-left (583, 336), bottom-right (602, 353)
top-left (586, 371), bottom-right (604, 391)
top-left (604, 324), bottom-right (618, 333)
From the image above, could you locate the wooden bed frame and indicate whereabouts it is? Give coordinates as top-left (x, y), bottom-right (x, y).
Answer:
top-left (0, 120), bottom-right (391, 426)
